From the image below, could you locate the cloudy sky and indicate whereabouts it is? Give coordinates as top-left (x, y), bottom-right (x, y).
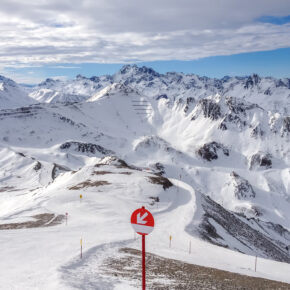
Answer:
top-left (0, 0), bottom-right (290, 83)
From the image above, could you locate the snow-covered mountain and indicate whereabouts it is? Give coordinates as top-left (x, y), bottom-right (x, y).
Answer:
top-left (0, 66), bottom-right (290, 288)
top-left (29, 74), bottom-right (113, 103)
top-left (0, 75), bottom-right (35, 109)
top-left (28, 65), bottom-right (290, 115)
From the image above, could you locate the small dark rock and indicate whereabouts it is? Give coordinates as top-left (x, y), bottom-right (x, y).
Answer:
top-left (33, 161), bottom-right (42, 171)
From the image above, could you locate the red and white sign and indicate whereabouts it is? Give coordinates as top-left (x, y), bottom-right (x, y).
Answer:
top-left (131, 207), bottom-right (154, 235)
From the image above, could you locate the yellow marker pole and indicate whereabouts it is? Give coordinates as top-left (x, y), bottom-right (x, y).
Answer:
top-left (169, 235), bottom-right (172, 248)
top-left (80, 194), bottom-right (83, 203)
top-left (80, 238), bottom-right (83, 259)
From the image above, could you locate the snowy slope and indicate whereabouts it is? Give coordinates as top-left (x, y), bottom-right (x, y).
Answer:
top-left (0, 75), bottom-right (35, 109)
top-left (0, 66), bottom-right (290, 288)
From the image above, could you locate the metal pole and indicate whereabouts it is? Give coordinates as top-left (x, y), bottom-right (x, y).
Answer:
top-left (142, 235), bottom-right (146, 290)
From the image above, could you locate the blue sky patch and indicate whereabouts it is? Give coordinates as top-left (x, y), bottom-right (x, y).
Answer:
top-left (257, 15), bottom-right (290, 25)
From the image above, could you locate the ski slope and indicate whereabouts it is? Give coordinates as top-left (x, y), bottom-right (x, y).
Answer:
top-left (1, 174), bottom-right (290, 289)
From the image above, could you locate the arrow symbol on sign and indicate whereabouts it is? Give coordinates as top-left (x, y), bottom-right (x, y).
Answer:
top-left (137, 212), bottom-right (148, 224)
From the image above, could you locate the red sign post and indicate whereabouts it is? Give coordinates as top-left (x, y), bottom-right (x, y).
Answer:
top-left (131, 206), bottom-right (154, 290)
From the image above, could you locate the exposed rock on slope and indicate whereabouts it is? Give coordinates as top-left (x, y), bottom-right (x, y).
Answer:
top-left (187, 195), bottom-right (290, 263)
top-left (197, 142), bottom-right (229, 161)
top-left (95, 156), bottom-right (139, 170)
top-left (52, 163), bottom-right (71, 180)
top-left (282, 116), bottom-right (290, 135)
top-left (196, 98), bottom-right (221, 120)
top-left (249, 152), bottom-right (272, 170)
top-left (60, 141), bottom-right (114, 156)
top-left (230, 171), bottom-right (256, 199)
top-left (147, 175), bottom-right (173, 190)
top-left (134, 136), bottom-right (182, 156)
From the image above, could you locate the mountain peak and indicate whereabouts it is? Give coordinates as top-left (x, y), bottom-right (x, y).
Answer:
top-left (119, 64), bottom-right (159, 77)
top-left (39, 78), bottom-right (59, 88)
top-left (87, 82), bottom-right (139, 102)
top-left (0, 75), bottom-right (17, 88)
top-left (76, 74), bottom-right (87, 80)
top-left (119, 64), bottom-right (138, 74)
top-left (244, 74), bottom-right (261, 89)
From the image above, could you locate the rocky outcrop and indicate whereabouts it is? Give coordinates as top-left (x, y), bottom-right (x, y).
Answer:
top-left (183, 97), bottom-right (195, 113)
top-left (52, 163), bottom-right (71, 180)
top-left (147, 175), bottom-right (173, 190)
top-left (96, 156), bottom-right (139, 170)
top-left (60, 141), bottom-right (114, 156)
top-left (33, 161), bottom-right (42, 171)
top-left (189, 194), bottom-right (290, 263)
top-left (197, 142), bottom-right (229, 161)
top-left (249, 152), bottom-right (272, 170)
top-left (282, 116), bottom-right (290, 135)
top-left (225, 96), bottom-right (259, 115)
top-left (156, 94), bottom-right (168, 100)
top-left (134, 135), bottom-right (182, 156)
top-left (151, 162), bottom-right (165, 175)
top-left (250, 125), bottom-right (264, 138)
top-left (244, 74), bottom-right (261, 89)
top-left (198, 99), bottom-right (221, 120)
top-left (230, 171), bottom-right (256, 199)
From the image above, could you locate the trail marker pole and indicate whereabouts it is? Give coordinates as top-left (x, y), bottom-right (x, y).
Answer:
top-left (255, 256), bottom-right (257, 272)
top-left (80, 238), bottom-right (83, 259)
top-left (80, 194), bottom-right (83, 203)
top-left (189, 240), bottom-right (191, 254)
top-left (65, 212), bottom-right (68, 226)
top-left (169, 235), bottom-right (172, 248)
top-left (131, 206), bottom-right (155, 290)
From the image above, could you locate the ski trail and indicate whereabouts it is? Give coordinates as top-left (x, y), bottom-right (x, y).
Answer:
top-left (146, 177), bottom-right (198, 256)
top-left (60, 239), bottom-right (136, 290)
top-left (59, 178), bottom-right (198, 289)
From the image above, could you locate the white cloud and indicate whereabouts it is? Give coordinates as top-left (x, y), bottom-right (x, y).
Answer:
top-left (0, 0), bottom-right (289, 66)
